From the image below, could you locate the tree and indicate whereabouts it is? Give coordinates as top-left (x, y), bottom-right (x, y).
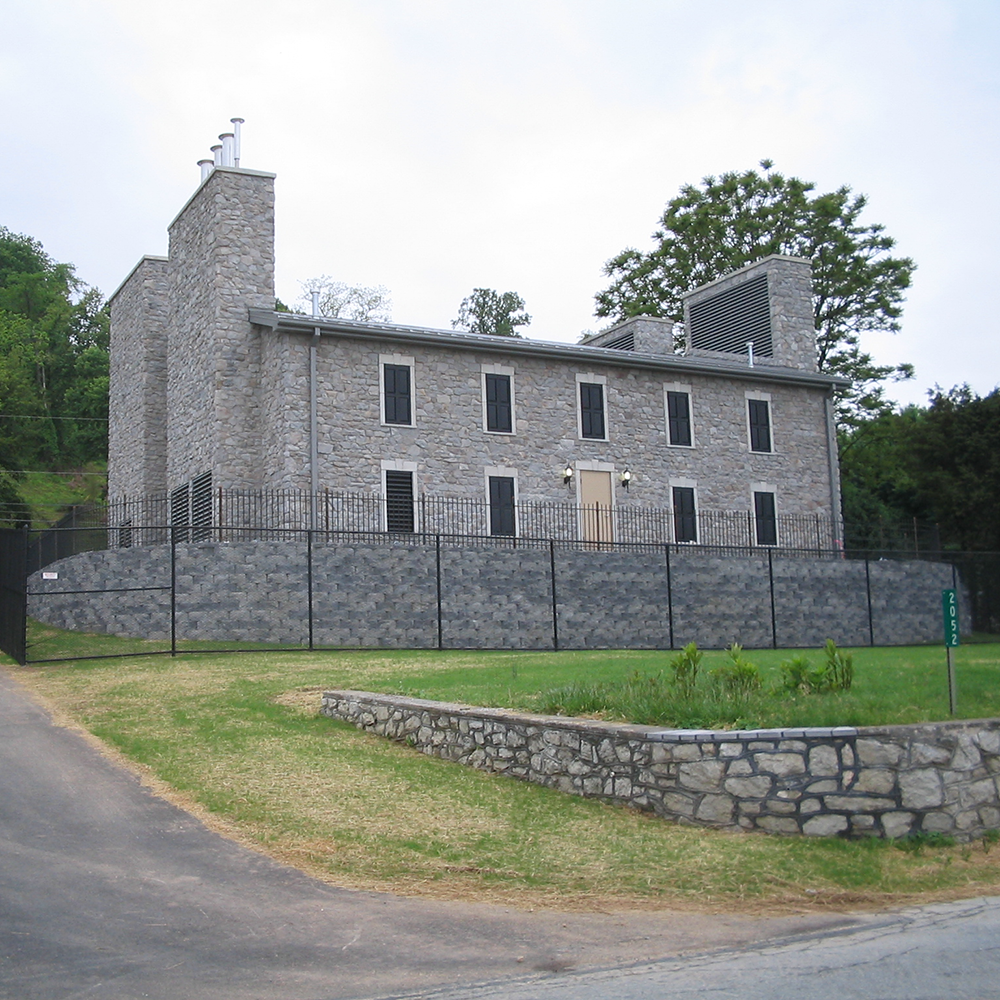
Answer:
top-left (297, 276), bottom-right (391, 323)
top-left (595, 161), bottom-right (915, 424)
top-left (838, 385), bottom-right (1000, 552)
top-left (907, 386), bottom-right (1000, 551)
top-left (0, 227), bottom-right (109, 480)
top-left (452, 289), bottom-right (530, 338)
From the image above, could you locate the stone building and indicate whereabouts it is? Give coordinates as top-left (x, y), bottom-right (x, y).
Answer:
top-left (108, 158), bottom-right (847, 545)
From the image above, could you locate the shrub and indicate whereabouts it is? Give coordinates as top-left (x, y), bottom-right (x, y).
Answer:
top-left (824, 639), bottom-right (854, 691)
top-left (710, 644), bottom-right (761, 697)
top-left (779, 642), bottom-right (854, 694)
top-left (669, 642), bottom-right (702, 695)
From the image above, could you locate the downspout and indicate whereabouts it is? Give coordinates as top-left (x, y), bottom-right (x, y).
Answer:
top-left (310, 291), bottom-right (320, 529)
top-left (824, 388), bottom-right (843, 548)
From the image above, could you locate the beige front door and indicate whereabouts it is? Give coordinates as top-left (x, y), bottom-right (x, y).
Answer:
top-left (579, 470), bottom-right (614, 544)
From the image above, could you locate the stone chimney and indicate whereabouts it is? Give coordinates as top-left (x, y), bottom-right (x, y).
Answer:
top-left (681, 255), bottom-right (816, 371)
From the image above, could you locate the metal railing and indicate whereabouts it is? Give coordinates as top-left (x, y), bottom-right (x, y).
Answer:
top-left (86, 488), bottom-right (842, 554)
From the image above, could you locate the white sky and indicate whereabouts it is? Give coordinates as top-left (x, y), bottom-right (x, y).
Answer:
top-left (2, 0), bottom-right (997, 408)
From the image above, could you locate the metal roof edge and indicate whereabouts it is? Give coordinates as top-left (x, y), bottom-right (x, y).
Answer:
top-left (247, 308), bottom-right (849, 389)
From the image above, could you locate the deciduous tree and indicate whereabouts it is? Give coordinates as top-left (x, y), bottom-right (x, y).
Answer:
top-left (595, 162), bottom-right (915, 424)
top-left (453, 288), bottom-right (530, 338)
top-left (297, 276), bottom-right (392, 323)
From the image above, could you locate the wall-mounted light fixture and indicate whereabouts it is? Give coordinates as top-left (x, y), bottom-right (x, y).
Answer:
top-left (563, 465), bottom-right (575, 486)
top-left (619, 468), bottom-right (632, 490)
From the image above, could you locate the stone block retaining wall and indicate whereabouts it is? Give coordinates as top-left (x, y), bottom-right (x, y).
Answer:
top-left (321, 690), bottom-right (1000, 841)
top-left (28, 539), bottom-right (963, 650)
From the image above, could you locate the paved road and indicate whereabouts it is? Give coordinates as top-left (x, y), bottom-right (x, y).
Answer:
top-left (391, 895), bottom-right (1000, 999)
top-left (0, 666), bottom-right (992, 1000)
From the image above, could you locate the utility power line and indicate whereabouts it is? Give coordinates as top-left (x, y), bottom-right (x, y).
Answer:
top-left (0, 414), bottom-right (108, 422)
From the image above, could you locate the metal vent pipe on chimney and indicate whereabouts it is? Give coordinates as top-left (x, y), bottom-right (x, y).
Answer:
top-left (230, 118), bottom-right (244, 167)
top-left (211, 143), bottom-right (222, 167)
top-left (198, 159), bottom-right (214, 183)
top-left (219, 132), bottom-right (235, 167)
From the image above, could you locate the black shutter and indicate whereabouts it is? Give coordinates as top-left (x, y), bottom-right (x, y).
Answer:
top-left (667, 391), bottom-right (691, 446)
top-left (485, 374), bottom-right (512, 432)
top-left (384, 365), bottom-right (411, 425)
top-left (672, 486), bottom-right (697, 543)
top-left (488, 476), bottom-right (516, 536)
top-left (580, 383), bottom-right (605, 439)
top-left (754, 491), bottom-right (777, 546)
top-left (748, 399), bottom-right (771, 453)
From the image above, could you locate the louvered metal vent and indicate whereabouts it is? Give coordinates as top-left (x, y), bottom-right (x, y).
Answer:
top-left (170, 471), bottom-right (213, 541)
top-left (688, 274), bottom-right (772, 357)
top-left (601, 331), bottom-right (634, 351)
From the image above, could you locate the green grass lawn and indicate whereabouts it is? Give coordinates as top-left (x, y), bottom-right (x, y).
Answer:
top-left (373, 643), bottom-right (1000, 729)
top-left (7, 643), bottom-right (1000, 913)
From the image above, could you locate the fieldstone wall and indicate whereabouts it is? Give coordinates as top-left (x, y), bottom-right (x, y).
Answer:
top-left (321, 690), bottom-right (1000, 841)
top-left (27, 540), bottom-right (963, 649)
top-left (107, 255), bottom-right (170, 498)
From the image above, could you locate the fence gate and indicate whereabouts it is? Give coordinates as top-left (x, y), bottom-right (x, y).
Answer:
top-left (0, 528), bottom-right (27, 665)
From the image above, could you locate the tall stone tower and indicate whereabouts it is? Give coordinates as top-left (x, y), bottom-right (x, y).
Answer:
top-left (108, 164), bottom-right (276, 500)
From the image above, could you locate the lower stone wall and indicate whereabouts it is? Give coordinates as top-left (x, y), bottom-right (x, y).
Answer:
top-left (27, 539), bottom-right (964, 649)
top-left (321, 690), bottom-right (1000, 841)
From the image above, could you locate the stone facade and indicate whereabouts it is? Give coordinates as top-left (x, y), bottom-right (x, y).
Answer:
top-left (320, 690), bottom-right (1000, 841)
top-left (107, 160), bottom-right (846, 534)
top-left (236, 325), bottom-right (839, 515)
top-left (682, 255), bottom-right (817, 371)
top-left (107, 256), bottom-right (170, 497)
top-left (27, 539), bottom-right (963, 650)
top-left (108, 166), bottom-right (276, 496)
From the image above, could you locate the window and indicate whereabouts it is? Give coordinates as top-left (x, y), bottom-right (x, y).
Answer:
top-left (672, 486), bottom-right (697, 543)
top-left (748, 398), bottom-right (772, 453)
top-left (488, 476), bottom-right (516, 536)
top-left (754, 491), bottom-right (777, 546)
top-left (580, 382), bottom-right (606, 439)
top-left (383, 363), bottom-right (412, 425)
top-left (484, 373), bottom-right (513, 433)
top-left (666, 390), bottom-right (692, 446)
top-left (385, 470), bottom-right (415, 532)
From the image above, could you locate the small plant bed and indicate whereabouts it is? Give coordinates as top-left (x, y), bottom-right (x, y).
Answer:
top-left (530, 641), bottom-right (859, 730)
top-left (384, 643), bottom-right (1000, 730)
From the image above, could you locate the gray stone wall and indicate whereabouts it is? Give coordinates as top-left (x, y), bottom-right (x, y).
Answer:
top-left (107, 256), bottom-right (170, 498)
top-left (27, 540), bottom-right (964, 650)
top-left (683, 256), bottom-right (816, 372)
top-left (165, 166), bottom-right (276, 491)
top-left (255, 331), bottom-right (837, 516)
top-left (321, 690), bottom-right (1000, 841)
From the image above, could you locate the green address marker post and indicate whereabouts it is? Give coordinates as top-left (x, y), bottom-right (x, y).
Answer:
top-left (942, 588), bottom-right (960, 715)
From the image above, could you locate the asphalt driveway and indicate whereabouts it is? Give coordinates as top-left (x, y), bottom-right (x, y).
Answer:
top-left (0, 667), bottom-right (857, 999)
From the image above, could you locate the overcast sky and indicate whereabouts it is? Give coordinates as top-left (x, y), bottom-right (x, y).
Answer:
top-left (3, 0), bottom-right (997, 407)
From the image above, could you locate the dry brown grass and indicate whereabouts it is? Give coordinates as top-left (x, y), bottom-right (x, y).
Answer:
top-left (11, 649), bottom-right (1000, 915)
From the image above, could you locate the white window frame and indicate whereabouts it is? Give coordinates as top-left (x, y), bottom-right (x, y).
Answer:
top-left (745, 390), bottom-right (774, 454)
top-left (663, 381), bottom-right (695, 448)
top-left (669, 477), bottom-right (699, 544)
top-left (481, 364), bottom-right (516, 435)
top-left (484, 465), bottom-right (519, 537)
top-left (576, 372), bottom-right (608, 441)
top-left (380, 353), bottom-right (415, 427)
top-left (751, 482), bottom-right (779, 546)
top-left (380, 459), bottom-right (419, 532)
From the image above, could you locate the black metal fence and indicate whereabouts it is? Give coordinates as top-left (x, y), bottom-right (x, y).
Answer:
top-left (1, 520), bottom-right (998, 667)
top-left (51, 489), bottom-right (844, 553)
